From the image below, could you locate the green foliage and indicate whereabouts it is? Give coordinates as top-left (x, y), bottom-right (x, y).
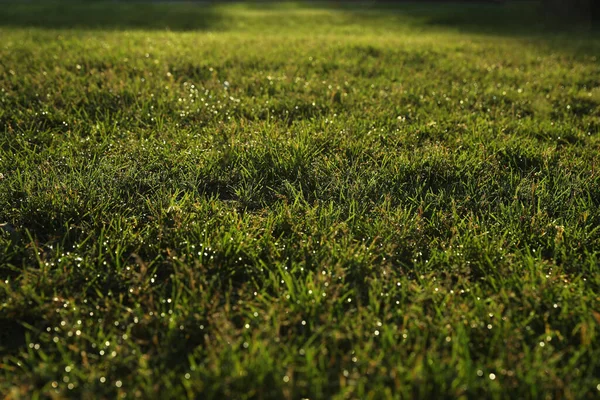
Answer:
top-left (0, 1), bottom-right (599, 398)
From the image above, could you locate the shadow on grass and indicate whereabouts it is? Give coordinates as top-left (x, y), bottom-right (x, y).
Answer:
top-left (0, 1), bottom-right (223, 31)
top-left (343, 1), bottom-right (595, 35)
top-left (334, 1), bottom-right (599, 58)
top-left (0, 1), bottom-right (597, 57)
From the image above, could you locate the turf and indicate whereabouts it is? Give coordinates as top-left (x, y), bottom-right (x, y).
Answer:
top-left (1, 1), bottom-right (600, 398)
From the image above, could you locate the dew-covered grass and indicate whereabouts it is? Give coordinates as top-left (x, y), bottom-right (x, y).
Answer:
top-left (1, 1), bottom-right (600, 398)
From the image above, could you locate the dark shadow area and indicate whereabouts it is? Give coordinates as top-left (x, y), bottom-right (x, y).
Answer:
top-left (0, 1), bottom-right (223, 31)
top-left (325, 1), bottom-right (600, 59)
top-left (0, 318), bottom-right (28, 356)
top-left (317, 1), bottom-right (595, 35)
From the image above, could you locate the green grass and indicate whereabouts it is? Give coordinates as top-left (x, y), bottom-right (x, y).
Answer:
top-left (1, 1), bottom-right (600, 398)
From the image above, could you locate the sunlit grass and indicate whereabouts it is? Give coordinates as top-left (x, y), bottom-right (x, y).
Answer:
top-left (1, 1), bottom-right (599, 398)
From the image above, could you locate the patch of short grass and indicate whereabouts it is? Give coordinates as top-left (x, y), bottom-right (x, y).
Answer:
top-left (1, 1), bottom-right (599, 398)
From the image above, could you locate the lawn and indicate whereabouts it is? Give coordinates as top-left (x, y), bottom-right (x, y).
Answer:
top-left (1, 1), bottom-right (599, 398)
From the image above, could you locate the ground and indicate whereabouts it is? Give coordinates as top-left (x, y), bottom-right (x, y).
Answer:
top-left (0, 1), bottom-right (599, 398)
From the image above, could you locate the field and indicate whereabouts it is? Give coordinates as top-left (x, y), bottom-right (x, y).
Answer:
top-left (1, 1), bottom-right (599, 398)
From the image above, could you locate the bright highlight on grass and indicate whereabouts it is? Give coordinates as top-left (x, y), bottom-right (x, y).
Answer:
top-left (0, 1), bottom-right (599, 399)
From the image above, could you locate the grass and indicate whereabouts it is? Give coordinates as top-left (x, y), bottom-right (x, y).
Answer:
top-left (1, 1), bottom-right (599, 398)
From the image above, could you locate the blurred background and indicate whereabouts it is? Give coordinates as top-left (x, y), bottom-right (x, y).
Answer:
top-left (0, 1), bottom-right (596, 32)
